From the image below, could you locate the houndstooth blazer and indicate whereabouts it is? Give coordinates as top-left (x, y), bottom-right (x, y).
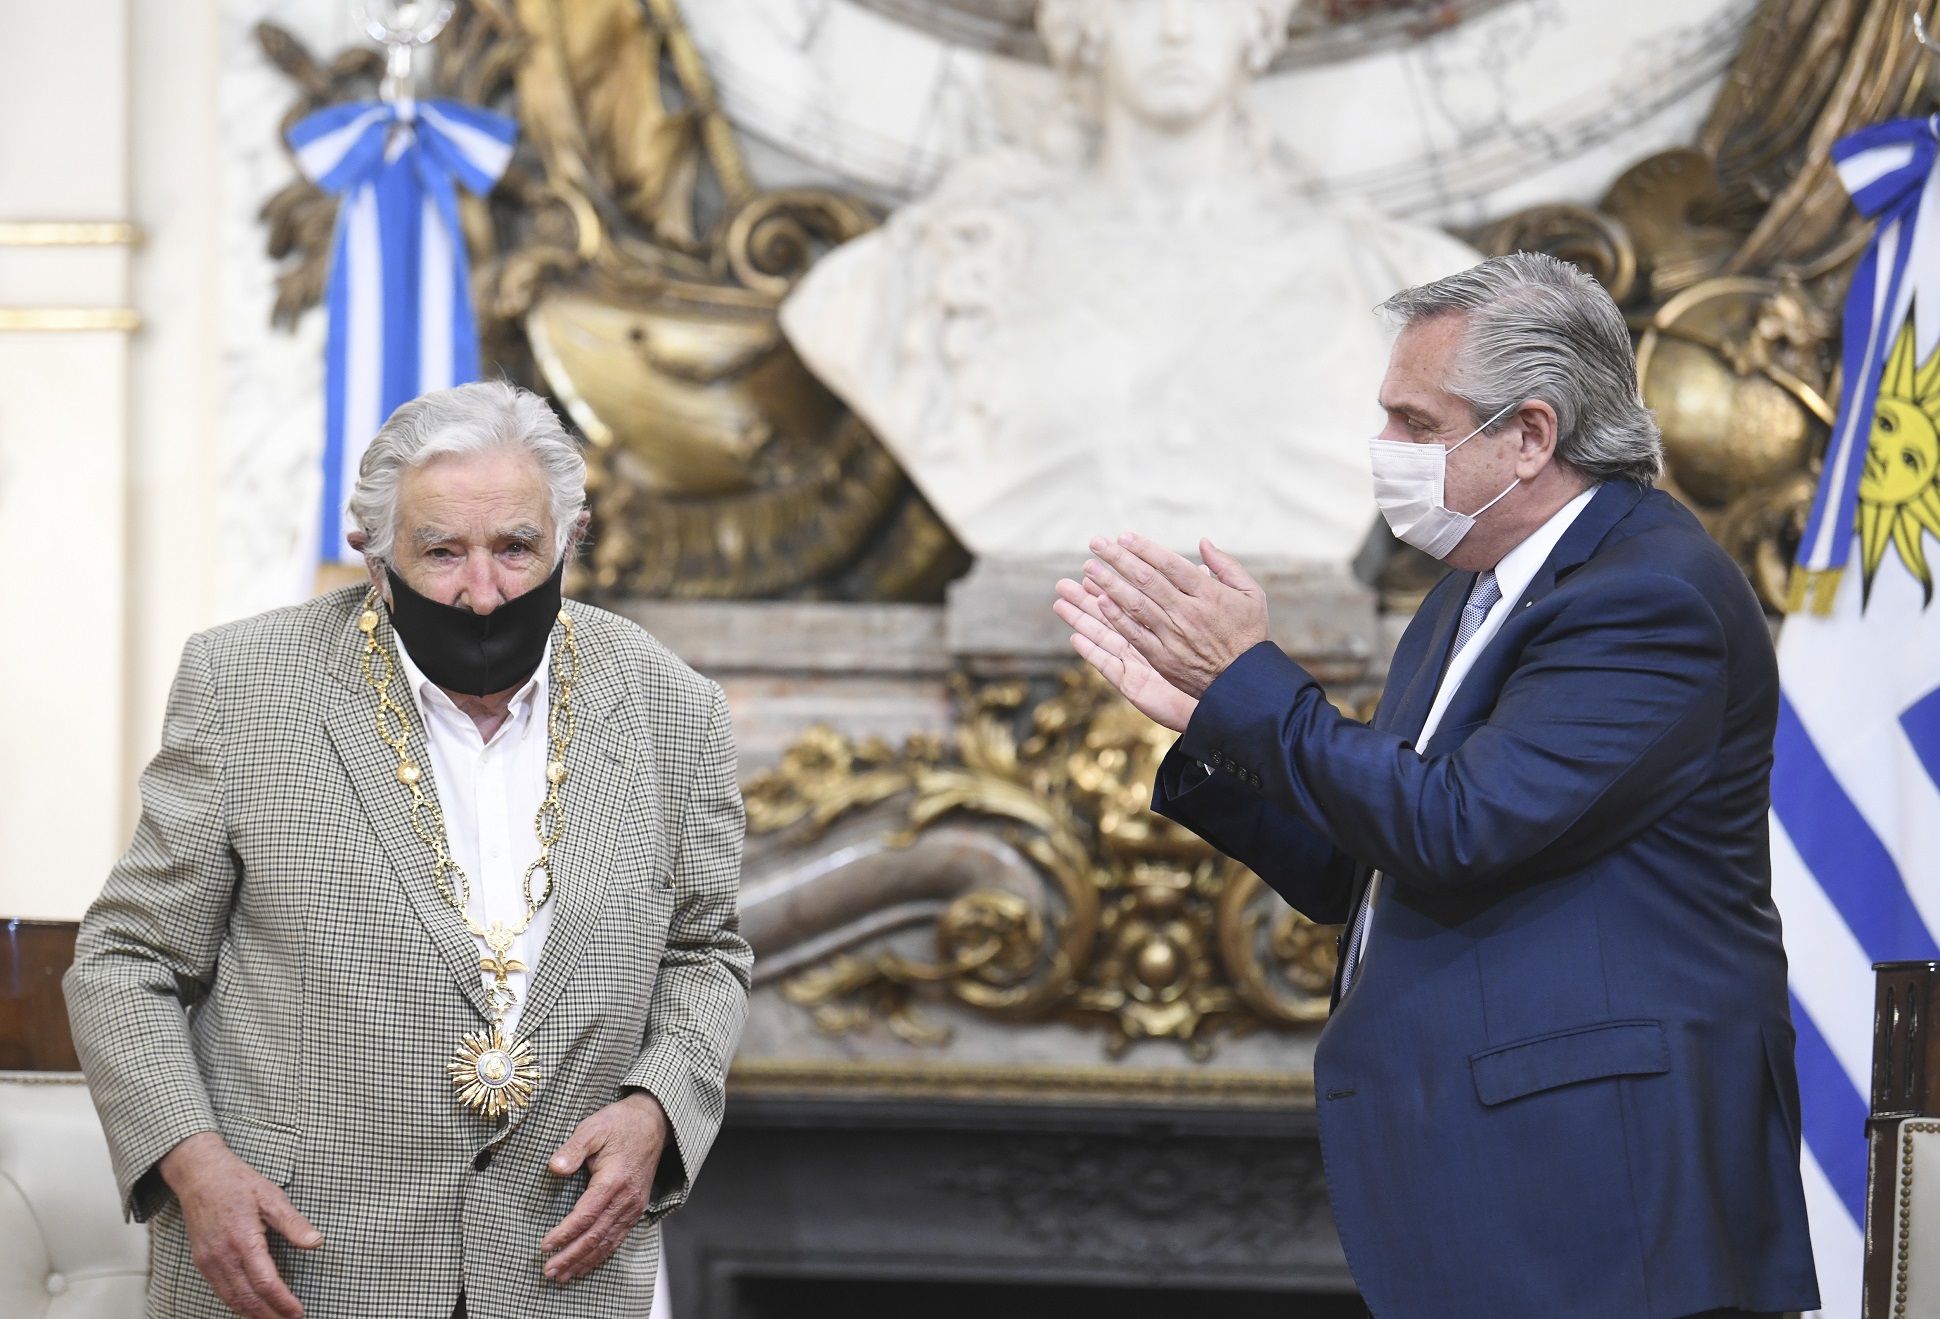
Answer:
top-left (64, 587), bottom-right (752, 1319)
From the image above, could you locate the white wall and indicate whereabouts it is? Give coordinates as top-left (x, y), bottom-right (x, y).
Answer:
top-left (128, 0), bottom-right (225, 894)
top-left (0, 0), bottom-right (136, 920)
top-left (0, 0), bottom-right (232, 921)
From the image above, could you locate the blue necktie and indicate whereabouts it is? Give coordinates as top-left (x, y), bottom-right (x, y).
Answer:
top-left (1338, 570), bottom-right (1501, 998)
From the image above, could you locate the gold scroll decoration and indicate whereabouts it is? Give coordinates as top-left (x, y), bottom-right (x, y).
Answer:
top-left (1477, 0), bottom-right (1940, 613)
top-left (746, 668), bottom-right (1340, 1057)
top-left (258, 0), bottom-right (968, 602)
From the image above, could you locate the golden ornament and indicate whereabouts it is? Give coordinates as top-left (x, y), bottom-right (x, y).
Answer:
top-left (446, 1021), bottom-right (541, 1121)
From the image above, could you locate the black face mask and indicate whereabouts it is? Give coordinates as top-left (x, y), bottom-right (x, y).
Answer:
top-left (384, 560), bottom-right (564, 697)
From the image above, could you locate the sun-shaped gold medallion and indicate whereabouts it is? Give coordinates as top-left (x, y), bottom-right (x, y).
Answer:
top-left (447, 1023), bottom-right (541, 1120)
top-left (1861, 307), bottom-right (1940, 605)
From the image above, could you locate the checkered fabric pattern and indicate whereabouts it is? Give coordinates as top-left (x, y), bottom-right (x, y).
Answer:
top-left (63, 587), bottom-right (752, 1318)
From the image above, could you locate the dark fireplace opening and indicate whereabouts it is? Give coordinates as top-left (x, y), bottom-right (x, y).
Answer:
top-left (731, 1276), bottom-right (1366, 1319)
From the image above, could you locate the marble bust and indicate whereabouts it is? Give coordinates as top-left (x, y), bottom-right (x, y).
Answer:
top-left (780, 0), bottom-right (1483, 563)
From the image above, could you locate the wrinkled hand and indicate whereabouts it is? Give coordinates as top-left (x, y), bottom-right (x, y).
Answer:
top-left (1053, 580), bottom-right (1199, 732)
top-left (1079, 534), bottom-right (1269, 698)
top-left (161, 1131), bottom-right (322, 1319)
top-left (542, 1092), bottom-right (669, 1285)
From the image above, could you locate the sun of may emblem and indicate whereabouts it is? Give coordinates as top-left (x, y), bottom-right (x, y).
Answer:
top-left (1861, 307), bottom-right (1940, 605)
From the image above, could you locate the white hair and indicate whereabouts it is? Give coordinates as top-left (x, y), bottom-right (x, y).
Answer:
top-left (348, 380), bottom-right (587, 566)
top-left (1380, 252), bottom-right (1665, 486)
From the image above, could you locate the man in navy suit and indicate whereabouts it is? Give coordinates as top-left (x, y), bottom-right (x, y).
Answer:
top-left (1053, 253), bottom-right (1819, 1318)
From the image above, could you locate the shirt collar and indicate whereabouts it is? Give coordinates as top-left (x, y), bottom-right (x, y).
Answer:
top-left (1488, 483), bottom-right (1601, 610)
top-left (392, 629), bottom-right (551, 745)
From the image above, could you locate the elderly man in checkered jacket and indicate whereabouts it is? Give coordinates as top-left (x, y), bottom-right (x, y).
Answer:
top-left (65, 381), bottom-right (751, 1319)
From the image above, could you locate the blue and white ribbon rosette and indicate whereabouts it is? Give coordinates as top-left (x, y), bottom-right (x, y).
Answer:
top-left (287, 97), bottom-right (517, 565)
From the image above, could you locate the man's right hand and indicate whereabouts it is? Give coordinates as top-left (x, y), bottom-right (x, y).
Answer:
top-left (160, 1131), bottom-right (322, 1319)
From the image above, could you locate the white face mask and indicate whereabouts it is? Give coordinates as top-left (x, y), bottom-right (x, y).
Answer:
top-left (1367, 401), bottom-right (1522, 561)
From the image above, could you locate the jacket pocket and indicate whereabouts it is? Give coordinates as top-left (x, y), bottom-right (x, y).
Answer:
top-left (1469, 1019), bottom-right (1669, 1107)
top-left (215, 1111), bottom-right (300, 1187)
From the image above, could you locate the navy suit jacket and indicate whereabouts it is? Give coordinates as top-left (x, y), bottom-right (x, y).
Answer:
top-left (1154, 482), bottom-right (1819, 1318)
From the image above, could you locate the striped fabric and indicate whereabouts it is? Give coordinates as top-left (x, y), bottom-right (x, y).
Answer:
top-left (1771, 121), bottom-right (1940, 1318)
top-left (286, 98), bottom-right (517, 566)
top-left (1792, 118), bottom-right (1939, 609)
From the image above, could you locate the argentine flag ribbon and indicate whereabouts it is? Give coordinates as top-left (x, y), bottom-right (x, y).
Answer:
top-left (1773, 115), bottom-right (1940, 1315)
top-left (287, 97), bottom-right (516, 564)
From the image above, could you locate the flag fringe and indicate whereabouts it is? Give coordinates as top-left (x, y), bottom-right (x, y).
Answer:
top-left (1785, 566), bottom-right (1844, 616)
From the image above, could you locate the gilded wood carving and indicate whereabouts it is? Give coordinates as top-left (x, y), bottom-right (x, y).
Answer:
top-left (744, 668), bottom-right (1342, 1055)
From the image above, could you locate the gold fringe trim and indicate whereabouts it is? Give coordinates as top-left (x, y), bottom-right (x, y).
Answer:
top-left (1785, 565), bottom-right (1844, 616)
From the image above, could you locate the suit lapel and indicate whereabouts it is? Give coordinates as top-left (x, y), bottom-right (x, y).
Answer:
top-left (1333, 570), bottom-right (1472, 1006)
top-left (1375, 569), bottom-right (1474, 743)
top-left (324, 607), bottom-right (495, 1021)
top-left (516, 602), bottom-right (654, 1037)
top-left (1519, 480), bottom-right (1647, 608)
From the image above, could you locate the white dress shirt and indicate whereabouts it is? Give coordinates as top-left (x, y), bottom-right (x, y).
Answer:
top-left (1415, 484), bottom-right (1600, 747)
top-left (1352, 485), bottom-right (1600, 976)
top-left (394, 636), bottom-right (555, 1031)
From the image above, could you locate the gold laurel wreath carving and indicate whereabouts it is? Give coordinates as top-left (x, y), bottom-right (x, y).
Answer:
top-left (747, 668), bottom-right (1340, 1055)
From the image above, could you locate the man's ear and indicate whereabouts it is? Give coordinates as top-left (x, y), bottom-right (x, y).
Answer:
top-left (347, 531), bottom-right (388, 603)
top-left (565, 509), bottom-right (592, 562)
top-left (1514, 400), bottom-right (1560, 478)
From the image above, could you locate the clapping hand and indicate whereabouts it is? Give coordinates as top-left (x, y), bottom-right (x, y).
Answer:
top-left (1053, 580), bottom-right (1201, 731)
top-left (1054, 534), bottom-right (1271, 716)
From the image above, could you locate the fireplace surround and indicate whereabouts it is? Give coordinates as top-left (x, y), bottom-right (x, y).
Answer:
top-left (662, 1088), bottom-right (1356, 1319)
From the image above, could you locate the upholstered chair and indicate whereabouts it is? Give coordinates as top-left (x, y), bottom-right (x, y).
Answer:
top-left (0, 1074), bottom-right (148, 1318)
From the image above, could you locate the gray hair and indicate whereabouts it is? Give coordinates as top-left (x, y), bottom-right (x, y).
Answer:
top-left (348, 380), bottom-right (587, 566)
top-left (1380, 251), bottom-right (1663, 485)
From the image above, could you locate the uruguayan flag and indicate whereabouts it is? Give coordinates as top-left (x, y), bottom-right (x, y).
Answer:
top-left (1773, 115), bottom-right (1940, 1316)
top-left (287, 97), bottom-right (516, 565)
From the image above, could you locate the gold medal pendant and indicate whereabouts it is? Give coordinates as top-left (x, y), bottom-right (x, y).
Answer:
top-left (449, 946), bottom-right (540, 1120)
top-left (448, 1022), bottom-right (540, 1120)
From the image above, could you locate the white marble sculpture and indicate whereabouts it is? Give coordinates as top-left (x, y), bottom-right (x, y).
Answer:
top-left (780, 0), bottom-right (1484, 563)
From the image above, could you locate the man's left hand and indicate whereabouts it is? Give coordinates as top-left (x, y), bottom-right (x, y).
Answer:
top-left (1083, 534), bottom-right (1270, 697)
top-left (541, 1091), bottom-right (670, 1285)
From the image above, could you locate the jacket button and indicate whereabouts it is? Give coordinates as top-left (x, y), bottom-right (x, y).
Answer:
top-left (473, 1149), bottom-right (493, 1172)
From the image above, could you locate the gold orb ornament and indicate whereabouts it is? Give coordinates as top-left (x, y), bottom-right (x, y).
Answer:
top-left (1134, 938), bottom-right (1182, 990)
top-left (447, 1023), bottom-right (541, 1120)
top-left (1635, 277), bottom-right (1832, 508)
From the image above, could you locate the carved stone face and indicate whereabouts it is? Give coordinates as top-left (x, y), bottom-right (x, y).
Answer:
top-left (1099, 0), bottom-right (1256, 130)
